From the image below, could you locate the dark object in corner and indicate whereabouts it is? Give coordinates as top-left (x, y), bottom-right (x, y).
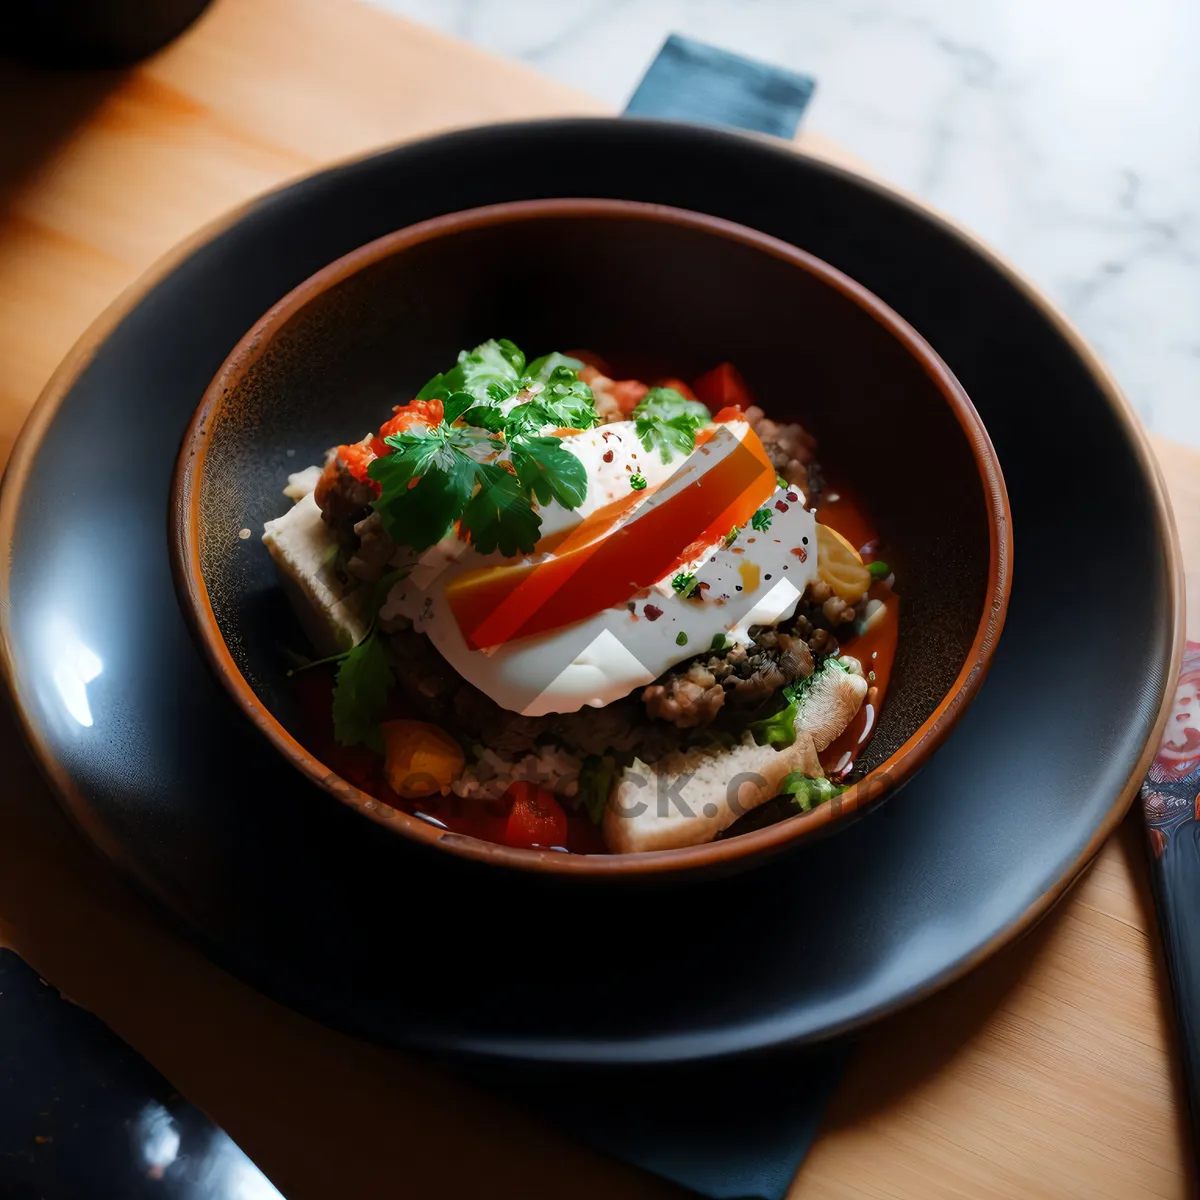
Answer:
top-left (0, 0), bottom-right (212, 68)
top-left (0, 950), bottom-right (280, 1198)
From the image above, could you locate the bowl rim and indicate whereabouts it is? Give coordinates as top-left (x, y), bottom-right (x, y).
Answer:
top-left (170, 196), bottom-right (1013, 878)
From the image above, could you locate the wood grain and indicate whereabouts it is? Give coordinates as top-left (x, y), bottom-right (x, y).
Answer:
top-left (0, 0), bottom-right (1194, 1196)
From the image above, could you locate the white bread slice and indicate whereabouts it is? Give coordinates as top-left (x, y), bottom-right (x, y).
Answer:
top-left (603, 659), bottom-right (867, 853)
top-left (262, 486), bottom-right (370, 656)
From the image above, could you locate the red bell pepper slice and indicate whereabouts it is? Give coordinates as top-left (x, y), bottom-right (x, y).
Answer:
top-left (446, 423), bottom-right (776, 650)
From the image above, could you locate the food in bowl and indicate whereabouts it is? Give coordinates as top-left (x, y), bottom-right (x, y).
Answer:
top-left (265, 338), bottom-right (898, 854)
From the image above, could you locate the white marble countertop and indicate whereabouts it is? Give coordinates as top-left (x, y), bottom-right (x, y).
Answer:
top-left (375, 0), bottom-right (1200, 448)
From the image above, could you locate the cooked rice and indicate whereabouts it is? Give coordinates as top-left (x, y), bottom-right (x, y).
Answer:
top-left (451, 744), bottom-right (583, 801)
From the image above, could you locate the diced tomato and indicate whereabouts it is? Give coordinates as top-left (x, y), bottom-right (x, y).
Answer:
top-left (610, 379), bottom-right (649, 415)
top-left (692, 362), bottom-right (754, 412)
top-left (446, 422), bottom-right (776, 649)
top-left (314, 439), bottom-right (381, 509)
top-left (712, 405), bottom-right (744, 423)
top-left (338, 440), bottom-right (378, 483)
top-left (500, 782), bottom-right (568, 849)
top-left (370, 398), bottom-right (444, 456)
top-left (654, 377), bottom-right (699, 402)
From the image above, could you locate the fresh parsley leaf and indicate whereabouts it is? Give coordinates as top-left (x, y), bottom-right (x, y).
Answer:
top-left (331, 631), bottom-right (393, 751)
top-left (456, 403), bottom-right (507, 432)
top-left (751, 508), bottom-right (773, 532)
top-left (511, 436), bottom-right (588, 509)
top-left (779, 771), bottom-right (845, 812)
top-left (710, 633), bottom-right (728, 651)
top-left (630, 473), bottom-right (647, 490)
top-left (526, 351), bottom-right (584, 382)
top-left (379, 342), bottom-right (599, 558)
top-left (671, 572), bottom-right (698, 598)
top-left (460, 463), bottom-right (541, 557)
top-left (632, 387), bottom-right (712, 463)
top-left (416, 338), bottom-right (524, 404)
top-left (442, 391), bottom-right (478, 423)
top-left (503, 370), bottom-right (599, 437)
top-left (635, 386), bottom-right (711, 425)
top-left (369, 425), bottom-right (485, 551)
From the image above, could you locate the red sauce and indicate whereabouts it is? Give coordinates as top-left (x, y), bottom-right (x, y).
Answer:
top-left (290, 667), bottom-right (605, 852)
top-left (813, 471), bottom-right (900, 781)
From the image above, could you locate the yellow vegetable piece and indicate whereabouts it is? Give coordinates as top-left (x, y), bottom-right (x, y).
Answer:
top-left (380, 719), bottom-right (465, 798)
top-left (816, 524), bottom-right (872, 604)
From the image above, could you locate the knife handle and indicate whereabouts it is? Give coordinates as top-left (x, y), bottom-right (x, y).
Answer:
top-left (1140, 639), bottom-right (1200, 1143)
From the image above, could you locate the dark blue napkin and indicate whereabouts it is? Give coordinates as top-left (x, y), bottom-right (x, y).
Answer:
top-left (626, 34), bottom-right (816, 139)
top-left (457, 1040), bottom-right (849, 1200)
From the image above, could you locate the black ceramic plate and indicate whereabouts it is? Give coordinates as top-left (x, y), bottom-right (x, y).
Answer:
top-left (0, 120), bottom-right (1180, 1064)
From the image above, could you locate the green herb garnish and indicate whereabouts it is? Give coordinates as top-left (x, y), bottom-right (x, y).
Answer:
top-left (779, 772), bottom-right (846, 812)
top-left (458, 462), bottom-right (541, 557)
top-left (867, 560), bottom-right (891, 579)
top-left (630, 473), bottom-right (647, 491)
top-left (632, 387), bottom-right (712, 464)
top-left (671, 572), bottom-right (698, 598)
top-left (676, 631), bottom-right (688, 646)
top-left (710, 633), bottom-right (728, 651)
top-left (331, 633), bottom-right (393, 752)
top-left (327, 567), bottom-right (410, 750)
top-left (415, 337), bottom-right (526, 407)
top-left (751, 507), bottom-right (773, 532)
top-left (511, 436), bottom-right (588, 509)
top-left (775, 474), bottom-right (789, 490)
top-left (724, 525), bottom-right (741, 547)
top-left (369, 340), bottom-right (599, 557)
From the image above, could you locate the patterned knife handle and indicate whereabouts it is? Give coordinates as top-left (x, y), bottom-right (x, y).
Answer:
top-left (1141, 639), bottom-right (1200, 1141)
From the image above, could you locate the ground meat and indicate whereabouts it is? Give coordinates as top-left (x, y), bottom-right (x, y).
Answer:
top-left (345, 512), bottom-right (396, 583)
top-left (315, 451), bottom-right (375, 559)
top-left (822, 595), bottom-right (857, 625)
top-left (453, 687), bottom-right (546, 756)
top-left (383, 627), bottom-right (462, 713)
top-left (807, 627), bottom-right (840, 657)
top-left (746, 407), bottom-right (823, 499)
top-left (546, 700), bottom-right (652, 757)
top-left (446, 665), bottom-right (658, 759)
top-left (642, 630), bottom-right (815, 729)
top-left (643, 663), bottom-right (726, 728)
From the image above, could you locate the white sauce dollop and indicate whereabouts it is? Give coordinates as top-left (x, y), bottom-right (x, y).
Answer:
top-left (379, 420), bottom-right (818, 715)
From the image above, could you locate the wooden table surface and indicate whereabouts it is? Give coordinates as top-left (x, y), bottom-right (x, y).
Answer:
top-left (0, 0), bottom-right (1195, 1195)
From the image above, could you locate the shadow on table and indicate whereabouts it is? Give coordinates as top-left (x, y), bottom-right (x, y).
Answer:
top-left (0, 59), bottom-right (126, 207)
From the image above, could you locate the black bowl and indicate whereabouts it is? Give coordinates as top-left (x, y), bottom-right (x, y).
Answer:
top-left (172, 198), bottom-right (1010, 878)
